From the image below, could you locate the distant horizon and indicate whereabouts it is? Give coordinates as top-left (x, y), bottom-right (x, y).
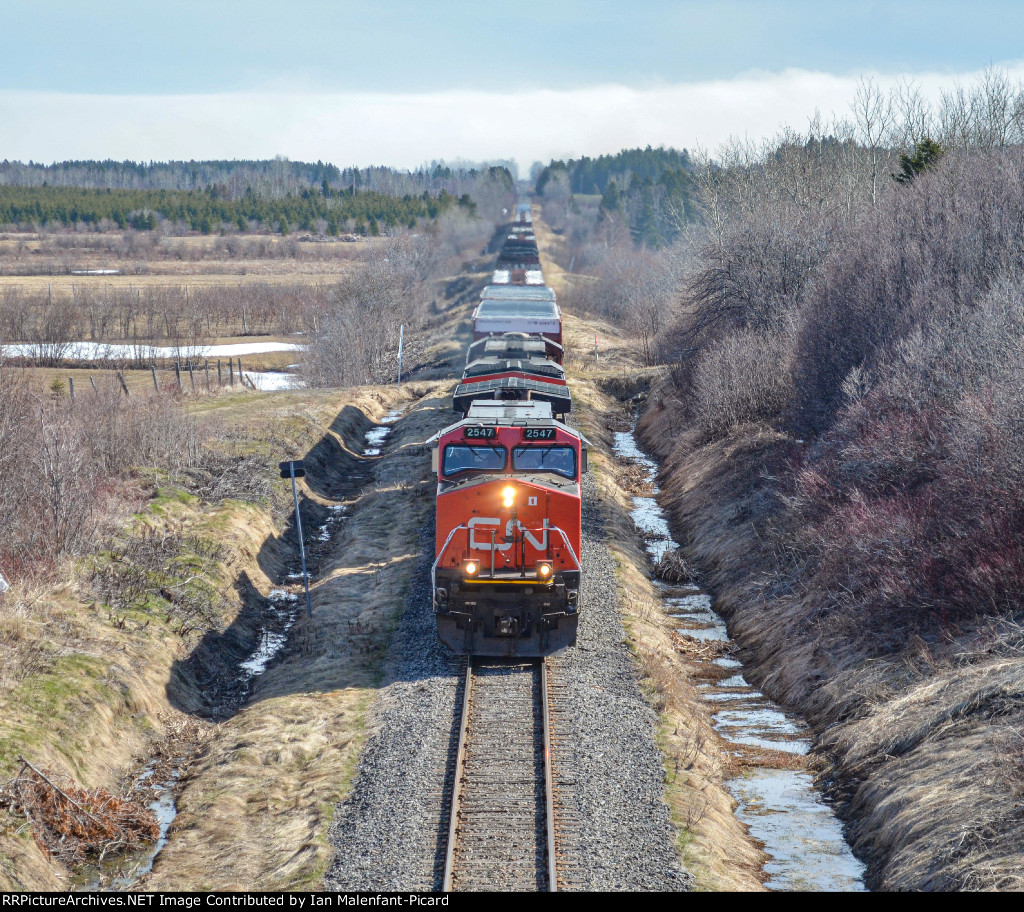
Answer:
top-left (5, 62), bottom-right (1024, 172)
top-left (3, 2), bottom-right (1023, 168)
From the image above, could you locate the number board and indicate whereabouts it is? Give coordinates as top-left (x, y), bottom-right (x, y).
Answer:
top-left (464, 426), bottom-right (497, 440)
top-left (523, 427), bottom-right (556, 440)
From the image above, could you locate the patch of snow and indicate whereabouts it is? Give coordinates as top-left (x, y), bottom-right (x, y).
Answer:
top-left (243, 371), bottom-right (305, 391)
top-left (1, 341), bottom-right (305, 360)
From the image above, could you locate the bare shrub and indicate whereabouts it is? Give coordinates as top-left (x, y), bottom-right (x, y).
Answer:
top-left (691, 329), bottom-right (794, 439)
top-left (305, 219), bottom-right (491, 388)
top-left (0, 377), bottom-right (201, 579)
top-left (791, 148), bottom-right (1024, 434)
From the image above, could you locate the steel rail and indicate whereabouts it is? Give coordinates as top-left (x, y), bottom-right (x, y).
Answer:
top-left (541, 658), bottom-right (557, 892)
top-left (442, 658), bottom-right (472, 893)
top-left (441, 657), bottom-right (557, 892)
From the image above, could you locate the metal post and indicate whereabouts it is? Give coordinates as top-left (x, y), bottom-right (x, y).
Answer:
top-left (151, 366), bottom-right (159, 392)
top-left (289, 465), bottom-right (313, 620)
top-left (397, 324), bottom-right (404, 388)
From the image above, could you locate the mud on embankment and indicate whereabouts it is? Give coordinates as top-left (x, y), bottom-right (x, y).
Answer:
top-left (637, 391), bottom-right (1024, 891)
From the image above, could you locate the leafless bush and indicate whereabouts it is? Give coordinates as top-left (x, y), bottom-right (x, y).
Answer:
top-left (792, 148), bottom-right (1024, 433)
top-left (0, 376), bottom-right (202, 578)
top-left (691, 328), bottom-right (795, 439)
top-left (91, 528), bottom-right (227, 634)
top-left (305, 219), bottom-right (491, 388)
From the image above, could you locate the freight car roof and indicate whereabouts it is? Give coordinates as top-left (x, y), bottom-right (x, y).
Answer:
top-left (474, 300), bottom-right (560, 319)
top-left (481, 285), bottom-right (556, 303)
top-left (466, 334), bottom-right (562, 363)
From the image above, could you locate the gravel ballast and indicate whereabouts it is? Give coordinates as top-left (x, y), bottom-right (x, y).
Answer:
top-left (325, 476), bottom-right (689, 891)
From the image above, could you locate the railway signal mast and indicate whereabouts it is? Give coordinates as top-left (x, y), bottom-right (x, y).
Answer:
top-left (280, 460), bottom-right (313, 619)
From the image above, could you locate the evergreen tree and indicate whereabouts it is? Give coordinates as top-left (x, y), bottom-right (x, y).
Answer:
top-left (893, 138), bottom-right (946, 184)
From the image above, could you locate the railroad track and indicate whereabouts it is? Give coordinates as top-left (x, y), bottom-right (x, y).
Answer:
top-left (441, 658), bottom-right (559, 892)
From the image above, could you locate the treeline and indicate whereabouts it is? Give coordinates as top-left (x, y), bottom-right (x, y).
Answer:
top-left (0, 158), bottom-right (518, 220)
top-left (0, 184), bottom-right (474, 235)
top-left (535, 146), bottom-right (692, 196)
top-left (535, 146), bottom-right (695, 247)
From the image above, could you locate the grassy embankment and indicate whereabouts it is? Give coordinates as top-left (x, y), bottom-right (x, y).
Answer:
top-left (636, 399), bottom-right (1024, 890)
top-left (0, 381), bottom-right (440, 889)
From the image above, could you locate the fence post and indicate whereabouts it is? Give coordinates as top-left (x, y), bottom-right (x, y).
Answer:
top-left (228, 359), bottom-right (234, 386)
top-left (204, 360), bottom-right (211, 392)
top-left (117, 371), bottom-right (130, 397)
top-left (89, 375), bottom-right (98, 393)
top-left (188, 361), bottom-right (195, 393)
top-left (68, 377), bottom-right (75, 403)
top-left (217, 359), bottom-right (223, 386)
top-left (151, 366), bottom-right (159, 392)
top-left (174, 361), bottom-right (182, 390)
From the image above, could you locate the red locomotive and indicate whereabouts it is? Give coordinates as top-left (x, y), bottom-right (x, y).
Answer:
top-left (429, 401), bottom-right (587, 655)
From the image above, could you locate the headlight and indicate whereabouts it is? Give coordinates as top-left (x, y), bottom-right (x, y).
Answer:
top-left (501, 485), bottom-right (516, 508)
top-left (537, 561), bottom-right (553, 579)
top-left (463, 561), bottom-right (478, 577)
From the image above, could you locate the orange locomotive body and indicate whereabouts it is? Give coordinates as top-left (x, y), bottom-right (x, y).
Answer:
top-left (429, 401), bottom-right (586, 656)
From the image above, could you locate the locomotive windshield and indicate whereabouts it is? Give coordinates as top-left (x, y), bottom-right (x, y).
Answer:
top-left (512, 445), bottom-right (577, 480)
top-left (443, 444), bottom-right (507, 477)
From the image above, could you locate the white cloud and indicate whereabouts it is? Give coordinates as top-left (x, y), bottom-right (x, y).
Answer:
top-left (4, 63), bottom-right (1024, 168)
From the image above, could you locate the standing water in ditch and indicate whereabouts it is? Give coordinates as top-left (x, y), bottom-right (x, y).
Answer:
top-left (613, 426), bottom-right (865, 892)
top-left (76, 407), bottom-right (407, 891)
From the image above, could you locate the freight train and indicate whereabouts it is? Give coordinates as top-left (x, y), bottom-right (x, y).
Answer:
top-left (429, 204), bottom-right (586, 656)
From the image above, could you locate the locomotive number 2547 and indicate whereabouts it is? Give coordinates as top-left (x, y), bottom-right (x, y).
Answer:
top-left (523, 428), bottom-right (556, 440)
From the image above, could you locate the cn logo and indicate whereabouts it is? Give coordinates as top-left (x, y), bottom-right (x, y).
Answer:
top-left (468, 517), bottom-right (549, 551)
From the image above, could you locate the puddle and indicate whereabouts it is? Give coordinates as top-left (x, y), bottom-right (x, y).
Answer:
top-left (613, 426), bottom-right (865, 892)
top-left (239, 589), bottom-right (298, 679)
top-left (243, 371), bottom-right (305, 391)
top-left (362, 409), bottom-right (402, 456)
top-left (73, 763), bottom-right (182, 891)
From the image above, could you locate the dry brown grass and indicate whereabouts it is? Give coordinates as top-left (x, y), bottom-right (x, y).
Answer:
top-left (0, 377), bottom-right (450, 890)
top-left (143, 383), bottom-right (455, 891)
top-left (571, 376), bottom-right (765, 891)
top-left (637, 395), bottom-right (1024, 890)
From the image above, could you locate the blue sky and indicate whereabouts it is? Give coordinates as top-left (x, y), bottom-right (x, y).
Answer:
top-left (2, 1), bottom-right (1022, 166)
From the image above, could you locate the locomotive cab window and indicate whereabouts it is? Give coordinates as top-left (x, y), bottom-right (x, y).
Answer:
top-left (443, 444), bottom-right (507, 477)
top-left (512, 445), bottom-right (577, 480)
